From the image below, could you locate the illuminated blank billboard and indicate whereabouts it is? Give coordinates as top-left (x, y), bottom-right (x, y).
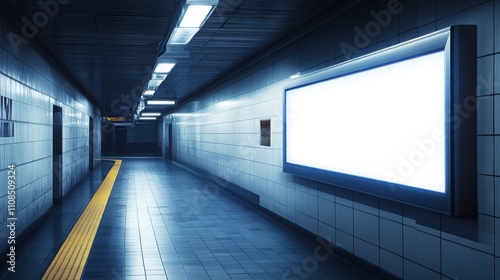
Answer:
top-left (283, 26), bottom-right (477, 216)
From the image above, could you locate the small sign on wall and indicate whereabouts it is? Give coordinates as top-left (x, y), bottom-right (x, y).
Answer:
top-left (1, 96), bottom-right (14, 137)
top-left (260, 119), bottom-right (271, 147)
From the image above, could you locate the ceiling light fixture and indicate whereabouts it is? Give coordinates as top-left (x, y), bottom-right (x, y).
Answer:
top-left (152, 73), bottom-right (168, 80)
top-left (141, 112), bottom-right (162, 117)
top-left (166, 0), bottom-right (218, 46)
top-left (143, 90), bottom-right (156, 97)
top-left (147, 100), bottom-right (176, 105)
top-left (141, 0), bottom-right (218, 110)
top-left (179, 5), bottom-right (214, 28)
top-left (168, 27), bottom-right (199, 45)
top-left (154, 62), bottom-right (176, 73)
top-left (148, 80), bottom-right (163, 88)
top-left (139, 117), bottom-right (157, 120)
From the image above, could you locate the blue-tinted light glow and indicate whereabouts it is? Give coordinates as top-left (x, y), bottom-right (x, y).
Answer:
top-left (179, 5), bottom-right (213, 28)
top-left (286, 51), bottom-right (446, 193)
top-left (141, 112), bottom-right (161, 117)
top-left (168, 28), bottom-right (199, 45)
top-left (143, 90), bottom-right (155, 96)
top-left (154, 63), bottom-right (176, 73)
top-left (147, 100), bottom-right (176, 105)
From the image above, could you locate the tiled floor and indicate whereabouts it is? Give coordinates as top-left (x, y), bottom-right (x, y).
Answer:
top-left (0, 160), bottom-right (115, 280)
top-left (1, 158), bottom-right (379, 280)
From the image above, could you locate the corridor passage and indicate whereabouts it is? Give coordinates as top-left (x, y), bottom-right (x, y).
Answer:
top-left (1, 158), bottom-right (378, 279)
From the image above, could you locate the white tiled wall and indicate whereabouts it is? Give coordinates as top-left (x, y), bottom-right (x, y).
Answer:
top-left (0, 7), bottom-right (101, 253)
top-left (165, 0), bottom-right (499, 278)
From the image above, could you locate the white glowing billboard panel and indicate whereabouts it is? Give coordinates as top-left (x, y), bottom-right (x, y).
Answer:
top-left (286, 52), bottom-right (446, 193)
top-left (283, 26), bottom-right (477, 216)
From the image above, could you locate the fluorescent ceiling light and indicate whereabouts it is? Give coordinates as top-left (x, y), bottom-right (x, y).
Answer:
top-left (147, 100), bottom-right (176, 105)
top-left (143, 90), bottom-right (155, 96)
top-left (179, 5), bottom-right (213, 28)
top-left (139, 117), bottom-right (157, 120)
top-left (141, 112), bottom-right (162, 116)
top-left (148, 79), bottom-right (163, 87)
top-left (154, 62), bottom-right (176, 73)
top-left (143, 90), bottom-right (155, 97)
top-left (168, 27), bottom-right (199, 45)
top-left (152, 73), bottom-right (168, 80)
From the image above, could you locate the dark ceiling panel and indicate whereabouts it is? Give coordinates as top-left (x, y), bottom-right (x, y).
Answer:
top-left (89, 0), bottom-right (177, 17)
top-left (94, 16), bottom-right (171, 34)
top-left (42, 35), bottom-right (102, 46)
top-left (15, 0), bottom-right (92, 14)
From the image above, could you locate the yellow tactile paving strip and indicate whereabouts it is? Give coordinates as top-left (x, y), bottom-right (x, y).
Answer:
top-left (42, 159), bottom-right (122, 280)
